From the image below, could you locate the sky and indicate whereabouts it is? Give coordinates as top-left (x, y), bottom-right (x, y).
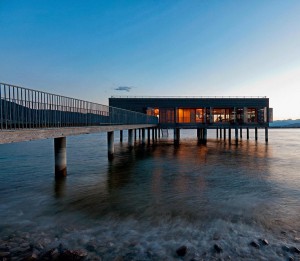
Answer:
top-left (1, 0), bottom-right (300, 120)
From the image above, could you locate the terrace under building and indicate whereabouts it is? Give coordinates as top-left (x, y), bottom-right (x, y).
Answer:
top-left (109, 96), bottom-right (272, 143)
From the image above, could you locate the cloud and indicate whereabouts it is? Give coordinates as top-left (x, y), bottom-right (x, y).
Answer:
top-left (114, 86), bottom-right (132, 92)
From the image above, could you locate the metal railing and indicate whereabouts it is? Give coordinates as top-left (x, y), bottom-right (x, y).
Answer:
top-left (0, 83), bottom-right (158, 130)
top-left (111, 95), bottom-right (268, 99)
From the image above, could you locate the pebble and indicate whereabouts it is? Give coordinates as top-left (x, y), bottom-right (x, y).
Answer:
top-left (176, 245), bottom-right (188, 256)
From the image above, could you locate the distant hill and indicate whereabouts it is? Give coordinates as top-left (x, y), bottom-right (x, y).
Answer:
top-left (270, 119), bottom-right (300, 128)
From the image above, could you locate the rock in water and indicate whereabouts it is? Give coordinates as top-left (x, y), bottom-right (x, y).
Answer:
top-left (61, 249), bottom-right (88, 261)
top-left (176, 245), bottom-right (187, 256)
top-left (259, 239), bottom-right (269, 246)
top-left (290, 246), bottom-right (300, 254)
top-left (23, 252), bottom-right (38, 261)
top-left (282, 245), bottom-right (290, 252)
top-left (250, 241), bottom-right (260, 249)
top-left (214, 244), bottom-right (223, 253)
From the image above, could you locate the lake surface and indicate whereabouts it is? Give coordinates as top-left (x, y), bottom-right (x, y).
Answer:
top-left (0, 128), bottom-right (300, 260)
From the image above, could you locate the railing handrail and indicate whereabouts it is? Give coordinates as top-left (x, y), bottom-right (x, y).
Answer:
top-left (0, 83), bottom-right (158, 130)
top-left (0, 82), bottom-right (115, 109)
top-left (111, 95), bottom-right (268, 99)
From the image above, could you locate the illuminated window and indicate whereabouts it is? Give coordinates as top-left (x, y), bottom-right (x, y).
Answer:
top-left (160, 109), bottom-right (175, 123)
top-left (247, 108), bottom-right (257, 122)
top-left (177, 108), bottom-right (201, 123)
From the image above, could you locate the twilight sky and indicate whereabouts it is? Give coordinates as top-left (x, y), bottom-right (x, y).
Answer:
top-left (1, 0), bottom-right (300, 120)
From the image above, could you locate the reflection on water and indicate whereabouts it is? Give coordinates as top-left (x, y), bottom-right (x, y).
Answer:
top-left (1, 129), bottom-right (300, 259)
top-left (47, 130), bottom-right (298, 233)
top-left (54, 176), bottom-right (66, 198)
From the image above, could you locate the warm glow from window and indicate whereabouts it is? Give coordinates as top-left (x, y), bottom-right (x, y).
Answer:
top-left (177, 108), bottom-right (204, 123)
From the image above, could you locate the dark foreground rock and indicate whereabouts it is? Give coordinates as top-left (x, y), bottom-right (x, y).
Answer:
top-left (282, 245), bottom-right (300, 254)
top-left (250, 241), bottom-right (260, 249)
top-left (259, 239), bottom-right (269, 246)
top-left (213, 244), bottom-right (223, 253)
top-left (290, 246), bottom-right (300, 254)
top-left (60, 249), bottom-right (88, 260)
top-left (176, 245), bottom-right (187, 256)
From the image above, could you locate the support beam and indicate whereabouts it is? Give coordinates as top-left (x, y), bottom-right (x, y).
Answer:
top-left (128, 129), bottom-right (134, 147)
top-left (54, 137), bottom-right (67, 177)
top-left (216, 128), bottom-right (219, 138)
top-left (235, 127), bottom-right (238, 143)
top-left (247, 128), bottom-right (249, 140)
top-left (228, 128), bottom-right (231, 141)
top-left (265, 127), bottom-right (268, 143)
top-left (152, 127), bottom-right (155, 142)
top-left (139, 129), bottom-right (141, 139)
top-left (223, 128), bottom-right (226, 140)
top-left (142, 128), bottom-right (146, 145)
top-left (203, 128), bottom-right (207, 143)
top-left (255, 127), bottom-right (257, 140)
top-left (134, 129), bottom-right (137, 141)
top-left (240, 127), bottom-right (243, 139)
top-left (174, 128), bottom-right (180, 143)
top-left (107, 131), bottom-right (114, 160)
top-left (255, 127), bottom-right (258, 141)
top-left (197, 128), bottom-right (201, 142)
top-left (120, 130), bottom-right (123, 142)
top-left (220, 128), bottom-right (222, 139)
top-left (147, 128), bottom-right (151, 144)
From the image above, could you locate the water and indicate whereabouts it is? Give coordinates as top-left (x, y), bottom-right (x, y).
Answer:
top-left (0, 129), bottom-right (300, 260)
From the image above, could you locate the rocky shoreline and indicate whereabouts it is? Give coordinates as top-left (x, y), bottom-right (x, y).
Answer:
top-left (1, 232), bottom-right (300, 261)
